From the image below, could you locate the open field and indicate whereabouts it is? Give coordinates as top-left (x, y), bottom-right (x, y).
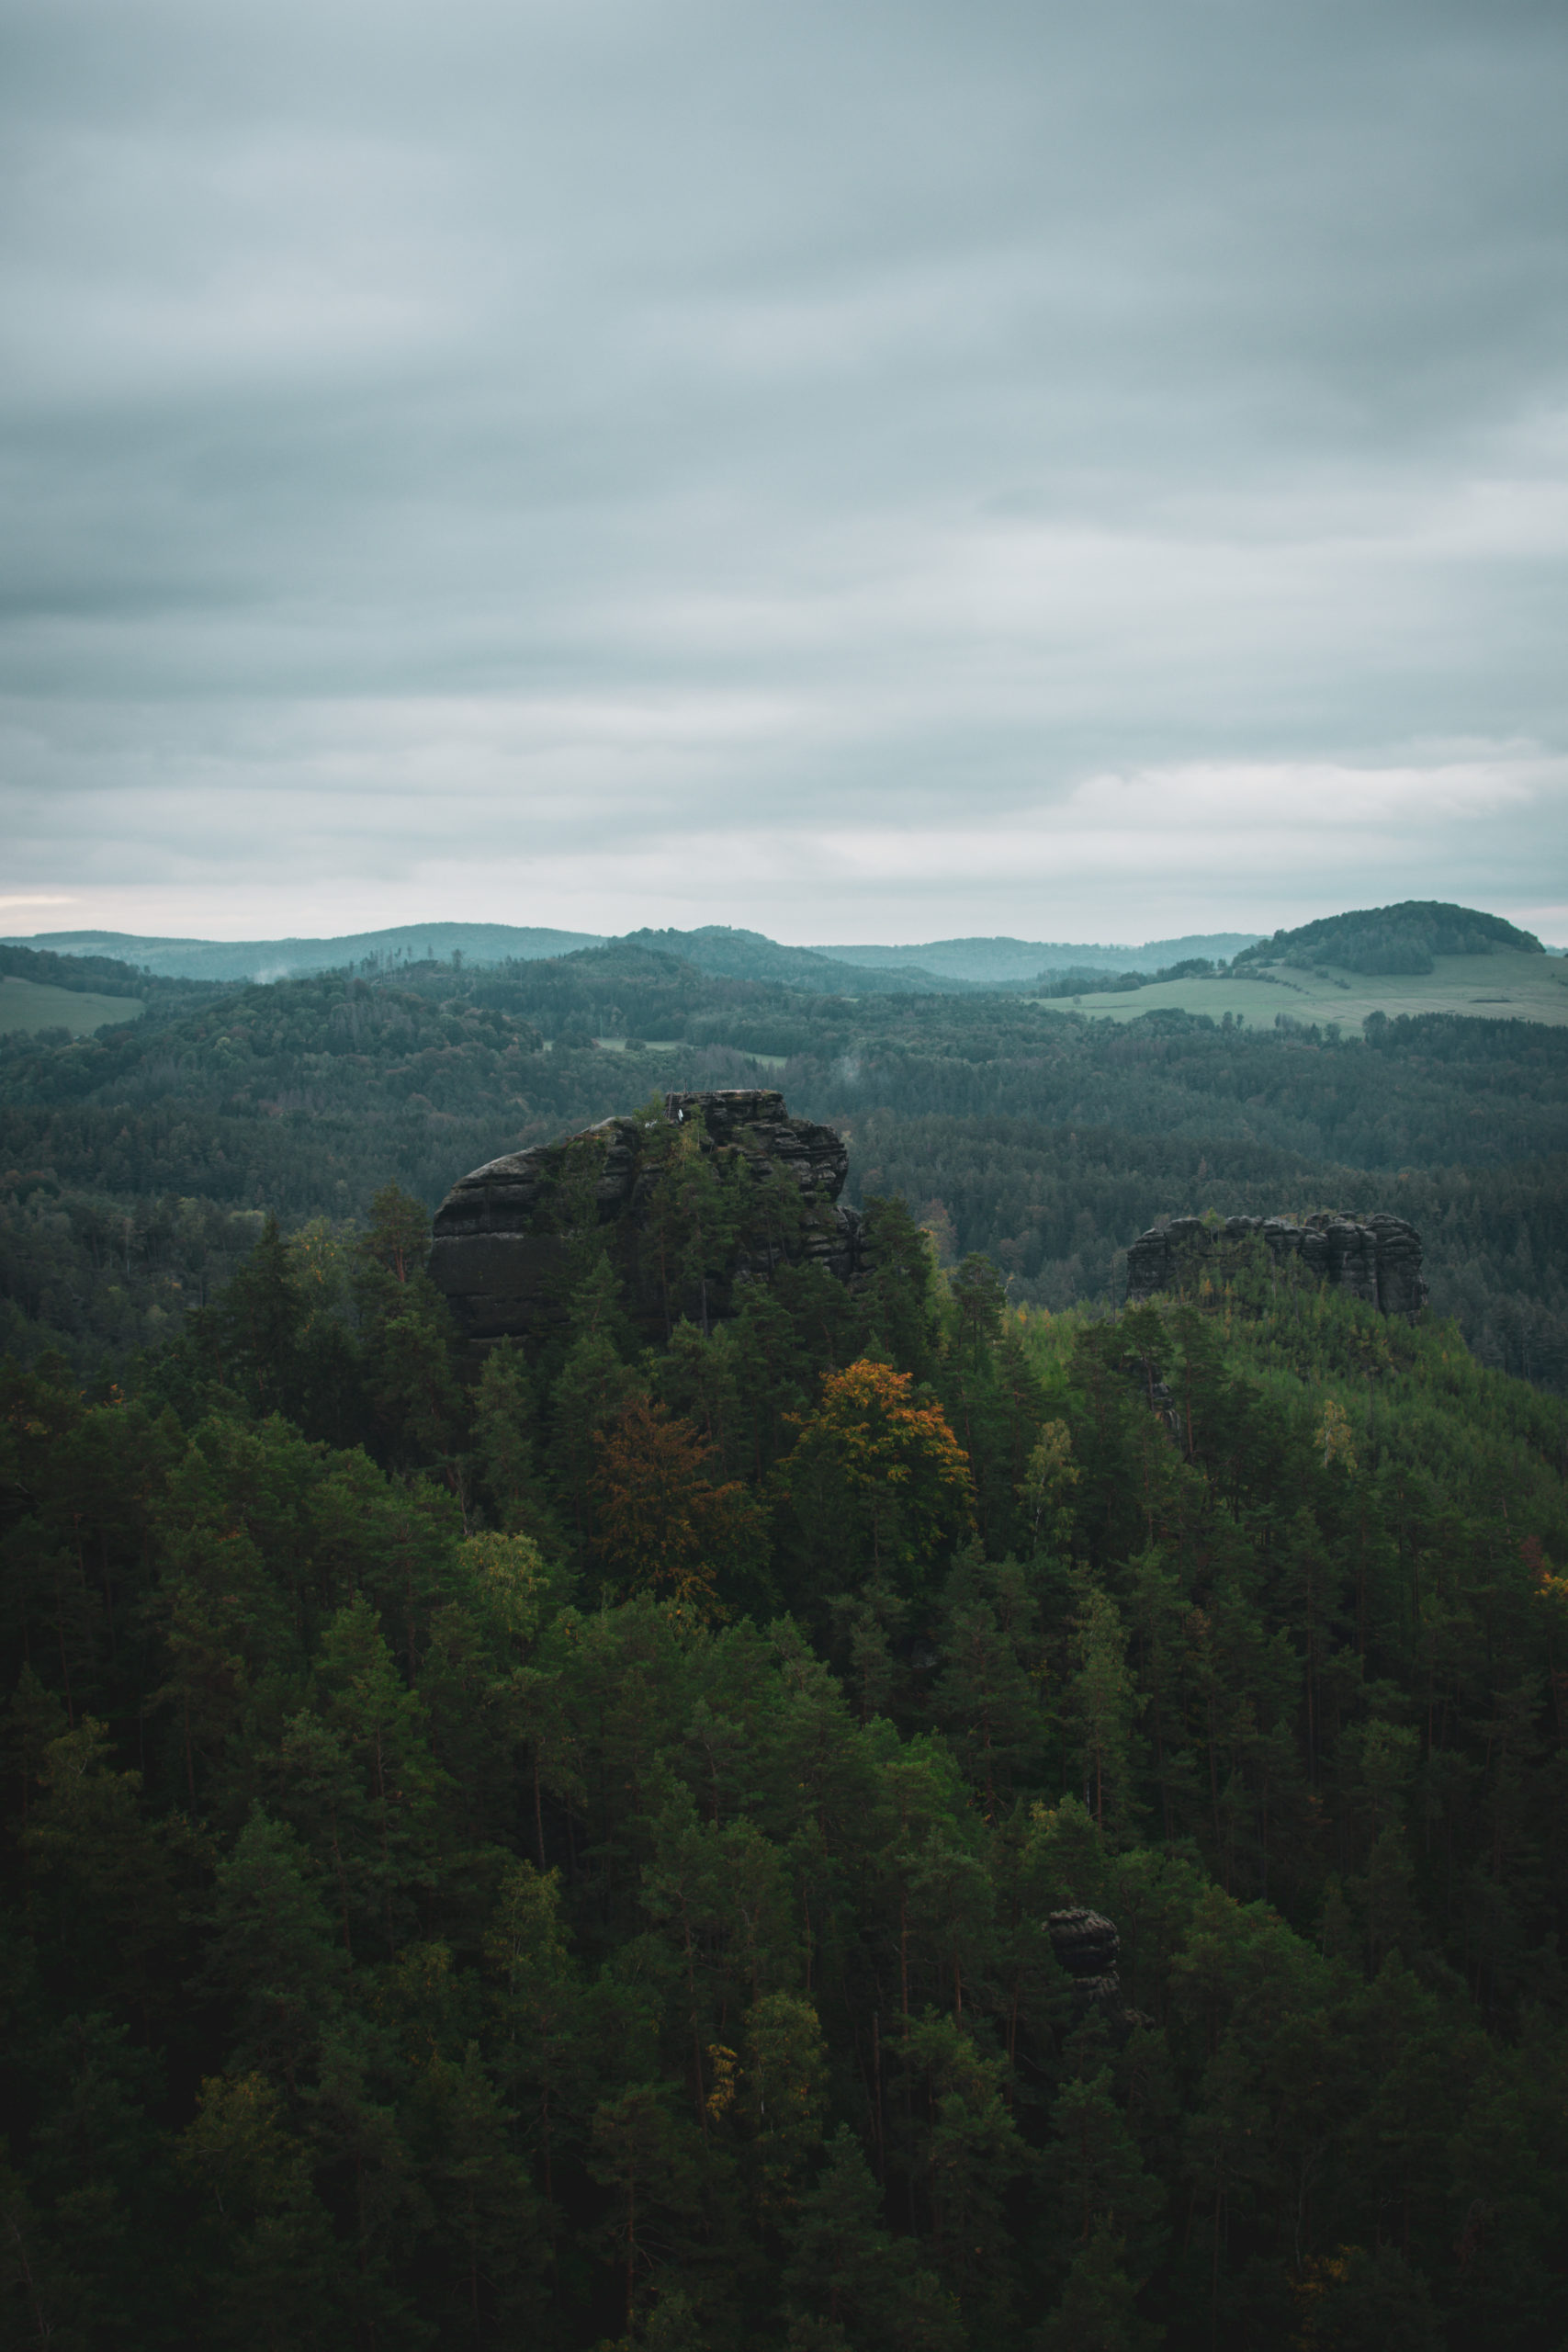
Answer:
top-left (1042, 950), bottom-right (1568, 1031)
top-left (0, 975), bottom-right (144, 1035)
top-left (585, 1037), bottom-right (787, 1065)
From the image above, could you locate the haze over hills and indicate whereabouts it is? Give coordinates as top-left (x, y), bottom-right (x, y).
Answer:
top-left (5, 904), bottom-right (1563, 1031)
top-left (9, 919), bottom-right (1263, 992)
top-left (817, 933), bottom-right (1261, 984)
top-left (8, 897), bottom-right (1566, 1046)
top-left (5, 922), bottom-right (603, 983)
top-left (616, 926), bottom-right (972, 994)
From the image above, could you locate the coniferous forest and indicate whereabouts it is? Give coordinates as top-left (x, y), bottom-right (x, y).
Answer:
top-left (2, 938), bottom-right (1567, 2350)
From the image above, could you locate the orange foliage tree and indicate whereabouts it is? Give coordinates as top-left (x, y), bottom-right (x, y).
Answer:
top-left (591, 1396), bottom-right (763, 1613)
top-left (782, 1358), bottom-right (974, 1600)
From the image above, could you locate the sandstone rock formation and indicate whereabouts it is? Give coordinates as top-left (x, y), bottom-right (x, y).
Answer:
top-left (430, 1089), bottom-right (864, 1360)
top-left (1125, 1211), bottom-right (1426, 1317)
top-left (1047, 1908), bottom-right (1122, 2006)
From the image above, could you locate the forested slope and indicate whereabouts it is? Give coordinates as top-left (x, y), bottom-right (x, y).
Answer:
top-left (2, 942), bottom-right (1565, 1388)
top-left (1, 1164), bottom-right (1565, 2349)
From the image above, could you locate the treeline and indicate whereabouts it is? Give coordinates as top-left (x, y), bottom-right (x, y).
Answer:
top-left (1, 1148), bottom-right (1566, 2348)
top-left (0, 939), bottom-right (220, 1008)
top-left (6, 948), bottom-right (1565, 1177)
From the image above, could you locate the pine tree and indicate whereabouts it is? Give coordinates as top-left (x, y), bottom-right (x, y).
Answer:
top-left (206, 1808), bottom-right (344, 2089)
top-left (1066, 1583), bottom-right (1144, 1842)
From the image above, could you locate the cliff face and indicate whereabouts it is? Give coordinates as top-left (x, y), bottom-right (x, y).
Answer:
top-left (1125, 1211), bottom-right (1427, 1317)
top-left (429, 1088), bottom-right (863, 1358)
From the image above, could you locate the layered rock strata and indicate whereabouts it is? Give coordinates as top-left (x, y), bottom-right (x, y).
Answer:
top-left (430, 1089), bottom-right (864, 1359)
top-left (1125, 1212), bottom-right (1426, 1317)
top-left (1047, 1908), bottom-right (1122, 2007)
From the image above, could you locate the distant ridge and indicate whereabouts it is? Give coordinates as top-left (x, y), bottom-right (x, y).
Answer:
top-left (17, 913), bottom-right (1545, 996)
top-left (815, 933), bottom-right (1261, 985)
top-left (615, 925), bottom-right (964, 993)
top-left (6, 922), bottom-right (604, 983)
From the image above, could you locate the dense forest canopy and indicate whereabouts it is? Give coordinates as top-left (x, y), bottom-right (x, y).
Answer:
top-left (3, 912), bottom-right (1568, 2346)
top-left (1, 1114), bottom-right (1566, 2347)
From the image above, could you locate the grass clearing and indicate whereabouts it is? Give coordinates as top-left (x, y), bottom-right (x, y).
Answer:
top-left (1036, 950), bottom-right (1568, 1032)
top-left (588, 1038), bottom-right (786, 1064)
top-left (0, 974), bottom-right (144, 1035)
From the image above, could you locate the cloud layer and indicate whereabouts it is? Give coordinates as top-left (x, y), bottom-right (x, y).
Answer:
top-left (4, 0), bottom-right (1566, 942)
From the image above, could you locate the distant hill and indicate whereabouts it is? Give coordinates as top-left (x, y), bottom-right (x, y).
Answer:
top-left (1234, 900), bottom-right (1543, 978)
top-left (23, 911), bottom-right (1542, 997)
top-left (0, 937), bottom-right (205, 1003)
top-left (6, 922), bottom-right (604, 983)
top-left (7, 921), bottom-right (963, 999)
top-left (614, 926), bottom-right (975, 993)
top-left (816, 933), bottom-right (1260, 984)
top-left (615, 926), bottom-right (1267, 992)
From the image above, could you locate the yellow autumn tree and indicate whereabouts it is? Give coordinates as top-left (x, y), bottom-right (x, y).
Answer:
top-left (1314, 1395), bottom-right (1358, 1474)
top-left (781, 1357), bottom-right (974, 1599)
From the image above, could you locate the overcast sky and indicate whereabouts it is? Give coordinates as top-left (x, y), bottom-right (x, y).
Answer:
top-left (3, 0), bottom-right (1565, 947)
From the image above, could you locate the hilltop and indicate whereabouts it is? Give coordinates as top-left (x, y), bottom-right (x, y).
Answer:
top-left (1028, 901), bottom-right (1567, 1035)
top-left (1233, 899), bottom-right (1544, 977)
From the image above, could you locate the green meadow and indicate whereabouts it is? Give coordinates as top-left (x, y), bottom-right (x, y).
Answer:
top-left (1043, 946), bottom-right (1568, 1029)
top-left (0, 973), bottom-right (144, 1035)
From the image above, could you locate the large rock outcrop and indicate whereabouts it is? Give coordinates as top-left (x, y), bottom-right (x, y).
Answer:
top-left (430, 1089), bottom-right (864, 1359)
top-left (1047, 1908), bottom-right (1122, 2006)
top-left (1125, 1212), bottom-right (1426, 1317)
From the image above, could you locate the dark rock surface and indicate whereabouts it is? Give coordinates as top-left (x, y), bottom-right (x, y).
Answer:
top-left (430, 1089), bottom-right (865, 1359)
top-left (1047, 1907), bottom-right (1122, 2006)
top-left (1125, 1211), bottom-right (1427, 1317)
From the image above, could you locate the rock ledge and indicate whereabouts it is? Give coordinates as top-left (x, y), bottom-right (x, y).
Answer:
top-left (1125, 1212), bottom-right (1426, 1317)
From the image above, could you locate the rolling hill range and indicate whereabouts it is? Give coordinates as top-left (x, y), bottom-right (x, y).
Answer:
top-left (5, 922), bottom-right (603, 982)
top-left (3, 900), bottom-right (1563, 1036)
top-left (7, 920), bottom-right (1265, 992)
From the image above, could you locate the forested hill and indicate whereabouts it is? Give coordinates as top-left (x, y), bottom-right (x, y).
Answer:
top-left (2, 939), bottom-right (1566, 1388)
top-left (616, 926), bottom-right (979, 993)
top-left (6, 923), bottom-right (1263, 991)
top-left (1234, 900), bottom-right (1545, 977)
top-left (1, 1160), bottom-right (1564, 2348)
top-left (0, 937), bottom-right (220, 1007)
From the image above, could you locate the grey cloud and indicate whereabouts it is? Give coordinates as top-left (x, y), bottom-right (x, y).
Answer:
top-left (1, 0), bottom-right (1565, 939)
